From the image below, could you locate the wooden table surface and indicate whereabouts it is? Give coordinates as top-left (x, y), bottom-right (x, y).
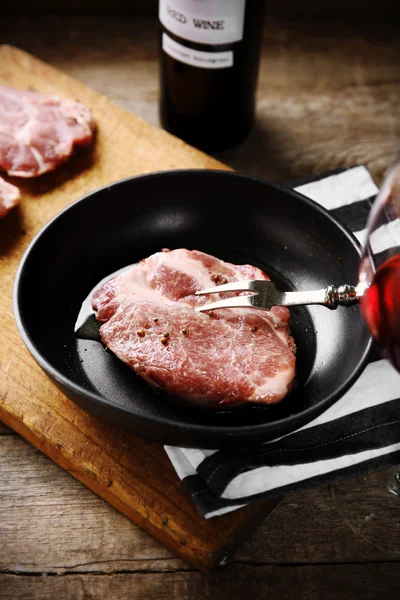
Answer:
top-left (1, 14), bottom-right (400, 599)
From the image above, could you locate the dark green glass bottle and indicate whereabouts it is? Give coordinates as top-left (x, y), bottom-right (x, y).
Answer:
top-left (159, 0), bottom-right (266, 152)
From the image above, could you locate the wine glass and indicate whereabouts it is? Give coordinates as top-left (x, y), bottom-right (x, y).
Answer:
top-left (331, 159), bottom-right (400, 554)
top-left (358, 159), bottom-right (400, 374)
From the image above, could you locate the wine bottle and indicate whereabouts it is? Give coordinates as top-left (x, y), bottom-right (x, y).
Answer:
top-left (158, 0), bottom-right (266, 153)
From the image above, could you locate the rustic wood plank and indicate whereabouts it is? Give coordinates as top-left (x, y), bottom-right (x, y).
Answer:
top-left (1, 564), bottom-right (400, 600)
top-left (0, 436), bottom-right (182, 573)
top-left (1, 14), bottom-right (400, 584)
top-left (1, 16), bottom-right (399, 185)
top-left (0, 423), bottom-right (13, 434)
top-left (1, 435), bottom-right (400, 574)
top-left (0, 363), bottom-right (271, 572)
top-left (241, 471), bottom-right (400, 564)
top-left (11, 0), bottom-right (400, 16)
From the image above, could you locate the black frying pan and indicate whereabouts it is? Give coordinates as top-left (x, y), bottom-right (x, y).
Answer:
top-left (13, 170), bottom-right (371, 448)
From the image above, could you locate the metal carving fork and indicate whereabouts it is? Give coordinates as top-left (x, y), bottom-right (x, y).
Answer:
top-left (195, 280), bottom-right (361, 312)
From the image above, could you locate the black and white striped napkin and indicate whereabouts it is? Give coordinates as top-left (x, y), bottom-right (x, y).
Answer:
top-left (164, 166), bottom-right (400, 519)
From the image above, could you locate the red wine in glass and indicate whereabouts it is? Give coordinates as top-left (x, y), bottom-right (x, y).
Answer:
top-left (330, 162), bottom-right (400, 555)
top-left (358, 161), bottom-right (400, 375)
top-left (358, 161), bottom-right (400, 496)
top-left (360, 253), bottom-right (400, 371)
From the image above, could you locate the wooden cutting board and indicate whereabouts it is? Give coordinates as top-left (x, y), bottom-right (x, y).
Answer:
top-left (0, 45), bottom-right (278, 571)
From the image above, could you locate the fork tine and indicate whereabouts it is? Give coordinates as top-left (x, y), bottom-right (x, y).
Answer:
top-left (195, 295), bottom-right (252, 312)
top-left (195, 281), bottom-right (253, 296)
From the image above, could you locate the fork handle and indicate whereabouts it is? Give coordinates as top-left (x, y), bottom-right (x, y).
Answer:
top-left (282, 284), bottom-right (360, 310)
top-left (324, 284), bottom-right (360, 309)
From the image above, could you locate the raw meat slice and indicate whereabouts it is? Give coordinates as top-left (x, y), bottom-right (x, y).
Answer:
top-left (0, 176), bottom-right (20, 219)
top-left (92, 249), bottom-right (296, 409)
top-left (0, 86), bottom-right (95, 177)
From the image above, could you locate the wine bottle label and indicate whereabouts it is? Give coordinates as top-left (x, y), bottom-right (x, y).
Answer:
top-left (159, 0), bottom-right (246, 45)
top-left (162, 33), bottom-right (233, 69)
